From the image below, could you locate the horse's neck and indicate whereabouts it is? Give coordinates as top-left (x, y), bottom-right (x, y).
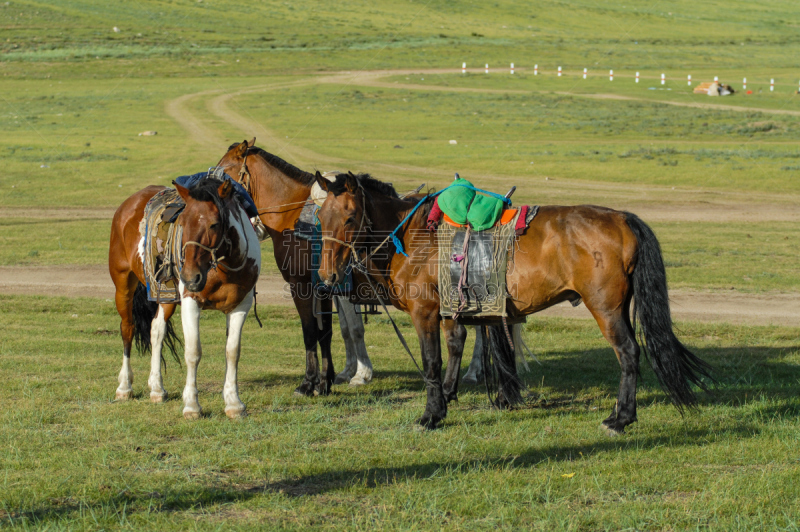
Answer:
top-left (368, 195), bottom-right (420, 243)
top-left (250, 164), bottom-right (310, 233)
top-left (224, 205), bottom-right (257, 267)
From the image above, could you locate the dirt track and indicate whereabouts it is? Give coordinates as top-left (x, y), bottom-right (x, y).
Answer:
top-left (4, 68), bottom-right (796, 328)
top-left (1, 265), bottom-right (796, 327)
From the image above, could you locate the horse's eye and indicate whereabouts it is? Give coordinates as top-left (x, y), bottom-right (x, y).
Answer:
top-left (210, 223), bottom-right (220, 230)
top-left (345, 217), bottom-right (356, 226)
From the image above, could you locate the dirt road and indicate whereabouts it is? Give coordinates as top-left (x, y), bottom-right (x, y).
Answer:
top-left (5, 69), bottom-right (796, 328)
top-left (1, 265), bottom-right (796, 327)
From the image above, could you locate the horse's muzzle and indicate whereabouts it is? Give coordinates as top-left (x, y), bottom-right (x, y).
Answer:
top-left (181, 272), bottom-right (206, 293)
top-left (323, 272), bottom-right (338, 287)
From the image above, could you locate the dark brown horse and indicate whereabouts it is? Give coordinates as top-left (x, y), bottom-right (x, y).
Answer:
top-left (314, 172), bottom-right (713, 432)
top-left (109, 176), bottom-right (260, 419)
top-left (213, 140), bottom-right (466, 397)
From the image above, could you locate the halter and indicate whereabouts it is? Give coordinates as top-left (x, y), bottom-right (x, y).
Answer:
top-left (182, 209), bottom-right (251, 273)
top-left (318, 181), bottom-right (376, 275)
top-left (236, 148), bottom-right (252, 196)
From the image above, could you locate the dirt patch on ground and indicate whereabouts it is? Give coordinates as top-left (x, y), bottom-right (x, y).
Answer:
top-left (2, 265), bottom-right (797, 327)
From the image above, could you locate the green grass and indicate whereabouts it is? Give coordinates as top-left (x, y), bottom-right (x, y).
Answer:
top-left (230, 82), bottom-right (800, 193)
top-left (3, 1), bottom-right (800, 527)
top-left (1, 295), bottom-right (799, 529)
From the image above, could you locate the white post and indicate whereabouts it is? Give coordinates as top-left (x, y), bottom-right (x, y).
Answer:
top-left (558, 66), bottom-right (562, 77)
top-left (661, 73), bottom-right (665, 85)
top-left (743, 77), bottom-right (747, 90)
top-left (510, 63), bottom-right (514, 75)
top-left (583, 68), bottom-right (587, 79)
top-left (462, 62), bottom-right (466, 74)
top-left (635, 71), bottom-right (639, 83)
top-left (688, 74), bottom-right (692, 86)
top-left (485, 63), bottom-right (489, 74)
top-left (770, 78), bottom-right (774, 92)
top-left (609, 69), bottom-right (614, 81)
top-left (534, 64), bottom-right (538, 75)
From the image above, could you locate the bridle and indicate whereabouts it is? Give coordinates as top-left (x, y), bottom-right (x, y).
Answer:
top-left (318, 180), bottom-right (433, 387)
top-left (236, 148), bottom-right (252, 195)
top-left (318, 182), bottom-right (380, 276)
top-left (182, 203), bottom-right (250, 273)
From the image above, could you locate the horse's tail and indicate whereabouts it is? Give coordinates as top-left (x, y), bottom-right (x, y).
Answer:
top-left (132, 282), bottom-right (182, 366)
top-left (483, 325), bottom-right (525, 408)
top-left (625, 212), bottom-right (714, 411)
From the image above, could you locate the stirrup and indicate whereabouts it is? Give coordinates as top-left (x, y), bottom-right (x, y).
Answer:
top-left (250, 216), bottom-right (269, 242)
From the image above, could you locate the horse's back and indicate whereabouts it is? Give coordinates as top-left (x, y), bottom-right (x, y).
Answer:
top-left (508, 204), bottom-right (638, 313)
top-left (109, 185), bottom-right (169, 281)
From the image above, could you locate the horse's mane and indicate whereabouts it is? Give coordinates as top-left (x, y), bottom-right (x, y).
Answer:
top-left (228, 142), bottom-right (315, 186)
top-left (328, 172), bottom-right (400, 199)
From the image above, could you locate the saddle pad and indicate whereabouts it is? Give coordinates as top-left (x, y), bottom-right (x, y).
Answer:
top-left (436, 177), bottom-right (506, 231)
top-left (294, 200), bottom-right (317, 241)
top-left (443, 208), bottom-right (518, 228)
top-left (437, 208), bottom-right (520, 318)
top-left (139, 188), bottom-right (185, 303)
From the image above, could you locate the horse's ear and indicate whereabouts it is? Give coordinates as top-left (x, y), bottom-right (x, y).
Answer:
top-left (249, 137), bottom-right (256, 147)
top-left (218, 179), bottom-right (234, 199)
top-left (175, 182), bottom-right (190, 202)
top-left (234, 139), bottom-right (249, 158)
top-left (314, 171), bottom-right (329, 192)
top-left (344, 172), bottom-right (358, 194)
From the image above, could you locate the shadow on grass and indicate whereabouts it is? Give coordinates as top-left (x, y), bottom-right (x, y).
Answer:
top-left (0, 422), bottom-right (762, 526)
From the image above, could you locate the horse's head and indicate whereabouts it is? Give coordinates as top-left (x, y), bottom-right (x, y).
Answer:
top-left (215, 137), bottom-right (256, 178)
top-left (176, 178), bottom-right (236, 293)
top-left (315, 171), bottom-right (368, 286)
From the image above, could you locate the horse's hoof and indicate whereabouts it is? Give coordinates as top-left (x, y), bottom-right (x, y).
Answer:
top-left (601, 421), bottom-right (624, 436)
top-left (349, 376), bottom-right (368, 387)
top-left (183, 409), bottom-right (202, 420)
top-left (294, 385), bottom-right (314, 397)
top-left (115, 390), bottom-right (132, 401)
top-left (150, 392), bottom-right (168, 403)
top-left (334, 373), bottom-right (354, 385)
top-left (415, 414), bottom-right (442, 430)
top-left (461, 374), bottom-right (482, 385)
top-left (225, 407), bottom-right (246, 419)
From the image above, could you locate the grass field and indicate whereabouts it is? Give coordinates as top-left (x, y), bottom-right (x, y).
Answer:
top-left (1, 295), bottom-right (799, 529)
top-left (2, 0), bottom-right (800, 529)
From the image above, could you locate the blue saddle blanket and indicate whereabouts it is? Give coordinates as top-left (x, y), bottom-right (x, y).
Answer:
top-left (173, 171), bottom-right (258, 218)
top-left (295, 203), bottom-right (353, 294)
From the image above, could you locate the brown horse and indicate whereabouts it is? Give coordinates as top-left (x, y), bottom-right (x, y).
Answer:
top-left (314, 172), bottom-right (714, 432)
top-left (213, 140), bottom-right (337, 396)
top-left (109, 176), bottom-right (260, 419)
top-left (213, 140), bottom-right (467, 397)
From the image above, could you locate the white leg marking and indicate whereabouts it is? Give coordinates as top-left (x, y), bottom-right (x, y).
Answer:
top-left (148, 306), bottom-right (169, 402)
top-left (334, 297), bottom-right (358, 384)
top-left (223, 292), bottom-right (253, 418)
top-left (180, 290), bottom-right (203, 420)
top-left (345, 302), bottom-right (372, 386)
top-left (116, 353), bottom-right (133, 400)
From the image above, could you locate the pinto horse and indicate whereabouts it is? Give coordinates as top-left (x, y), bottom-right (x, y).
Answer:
top-left (314, 172), bottom-right (714, 433)
top-left (109, 177), bottom-right (260, 419)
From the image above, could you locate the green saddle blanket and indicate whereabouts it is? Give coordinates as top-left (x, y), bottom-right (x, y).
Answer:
top-left (437, 177), bottom-right (505, 231)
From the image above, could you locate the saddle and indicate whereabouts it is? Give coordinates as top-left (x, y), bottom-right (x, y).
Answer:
top-left (427, 179), bottom-right (538, 318)
top-left (139, 188), bottom-right (186, 303)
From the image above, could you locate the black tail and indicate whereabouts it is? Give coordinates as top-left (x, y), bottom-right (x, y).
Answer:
top-left (132, 283), bottom-right (182, 367)
top-left (625, 213), bottom-right (714, 411)
top-left (483, 325), bottom-right (525, 408)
